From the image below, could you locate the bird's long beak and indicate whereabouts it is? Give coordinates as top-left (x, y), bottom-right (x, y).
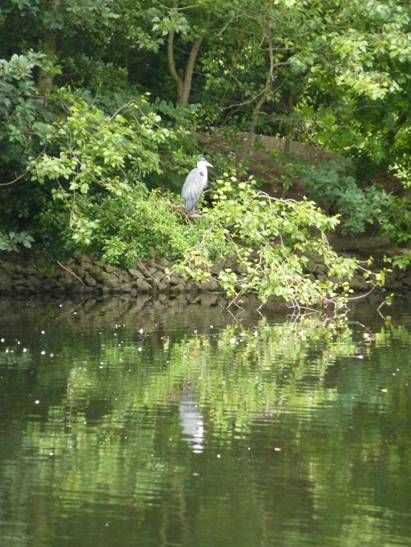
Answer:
top-left (206, 162), bottom-right (213, 167)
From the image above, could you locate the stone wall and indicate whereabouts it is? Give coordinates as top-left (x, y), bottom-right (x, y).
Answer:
top-left (0, 250), bottom-right (410, 296)
top-left (0, 254), bottom-right (220, 296)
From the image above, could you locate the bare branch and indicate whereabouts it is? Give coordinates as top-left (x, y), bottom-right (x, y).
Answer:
top-left (57, 260), bottom-right (86, 286)
top-left (0, 150), bottom-right (45, 187)
top-left (0, 172), bottom-right (27, 187)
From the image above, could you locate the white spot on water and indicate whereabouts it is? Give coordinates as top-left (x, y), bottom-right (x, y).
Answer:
top-left (40, 350), bottom-right (46, 355)
top-left (35, 399), bottom-right (40, 405)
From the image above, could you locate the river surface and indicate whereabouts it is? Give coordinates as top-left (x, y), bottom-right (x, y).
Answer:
top-left (0, 294), bottom-right (410, 547)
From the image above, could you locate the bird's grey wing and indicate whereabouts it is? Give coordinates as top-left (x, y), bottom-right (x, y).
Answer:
top-left (182, 168), bottom-right (205, 211)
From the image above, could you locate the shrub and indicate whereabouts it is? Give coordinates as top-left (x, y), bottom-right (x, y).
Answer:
top-left (177, 173), bottom-right (379, 310)
top-left (300, 160), bottom-right (392, 236)
top-left (0, 230), bottom-right (34, 252)
top-left (93, 186), bottom-right (196, 266)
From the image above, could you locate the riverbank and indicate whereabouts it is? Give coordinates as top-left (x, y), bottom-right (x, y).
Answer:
top-left (0, 236), bottom-right (410, 297)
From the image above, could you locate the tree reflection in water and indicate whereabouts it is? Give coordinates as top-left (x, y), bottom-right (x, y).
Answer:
top-left (0, 296), bottom-right (410, 547)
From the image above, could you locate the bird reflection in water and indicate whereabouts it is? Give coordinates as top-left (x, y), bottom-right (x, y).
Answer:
top-left (179, 386), bottom-right (204, 454)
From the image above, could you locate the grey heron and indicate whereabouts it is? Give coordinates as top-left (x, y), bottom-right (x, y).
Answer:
top-left (181, 159), bottom-right (213, 212)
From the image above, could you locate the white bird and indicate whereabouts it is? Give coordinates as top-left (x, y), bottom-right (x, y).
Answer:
top-left (181, 158), bottom-right (213, 212)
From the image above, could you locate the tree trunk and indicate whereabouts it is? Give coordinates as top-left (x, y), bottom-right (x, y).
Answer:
top-left (284, 94), bottom-right (294, 154)
top-left (37, 31), bottom-right (57, 97)
top-left (167, 29), bottom-right (184, 103)
top-left (181, 37), bottom-right (203, 105)
top-left (167, 30), bottom-right (204, 105)
top-left (242, 36), bottom-right (274, 158)
top-left (37, 0), bottom-right (61, 97)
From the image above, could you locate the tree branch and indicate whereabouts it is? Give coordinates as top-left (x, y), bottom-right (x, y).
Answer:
top-left (0, 172), bottom-right (27, 187)
top-left (57, 260), bottom-right (86, 286)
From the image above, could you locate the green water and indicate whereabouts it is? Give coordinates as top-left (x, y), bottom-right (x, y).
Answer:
top-left (0, 295), bottom-right (410, 547)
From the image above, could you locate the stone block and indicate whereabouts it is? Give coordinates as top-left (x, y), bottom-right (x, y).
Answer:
top-left (136, 278), bottom-right (152, 292)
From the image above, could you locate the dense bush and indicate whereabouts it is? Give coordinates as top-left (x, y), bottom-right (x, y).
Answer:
top-left (379, 197), bottom-right (411, 245)
top-left (27, 92), bottom-right (200, 253)
top-left (92, 187), bottom-right (194, 266)
top-left (0, 52), bottom-right (46, 175)
top-left (300, 161), bottom-right (406, 238)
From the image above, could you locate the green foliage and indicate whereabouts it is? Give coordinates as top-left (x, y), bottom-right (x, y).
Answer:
top-left (295, 0), bottom-right (411, 173)
top-left (301, 161), bottom-right (394, 236)
top-left (28, 92), bottom-right (197, 254)
top-left (0, 230), bottom-right (34, 252)
top-left (30, 92), bottom-right (174, 192)
top-left (33, 142), bottom-right (378, 308)
top-left (177, 173), bottom-right (373, 309)
top-left (0, 51), bottom-right (46, 173)
top-left (93, 188), bottom-right (195, 266)
top-left (379, 197), bottom-right (411, 245)
top-left (75, 167), bottom-right (375, 310)
top-left (385, 250), bottom-right (411, 271)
